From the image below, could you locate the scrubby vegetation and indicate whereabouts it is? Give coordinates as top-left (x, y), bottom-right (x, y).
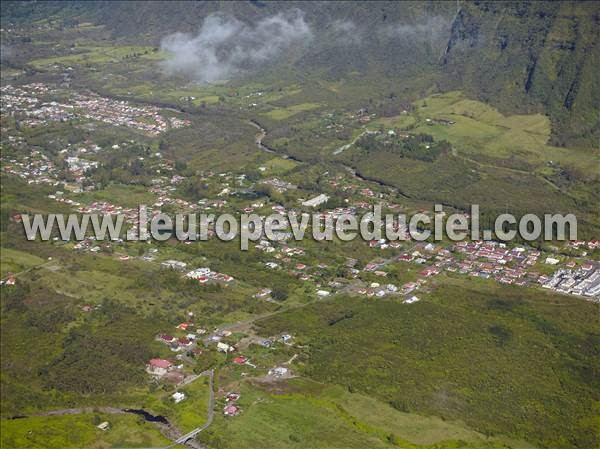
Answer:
top-left (355, 132), bottom-right (451, 162)
top-left (1, 2), bottom-right (598, 449)
top-left (256, 279), bottom-right (600, 449)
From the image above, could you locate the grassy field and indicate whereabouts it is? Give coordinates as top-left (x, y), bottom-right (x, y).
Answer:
top-left (199, 377), bottom-right (533, 449)
top-left (0, 413), bottom-right (171, 449)
top-left (79, 184), bottom-right (156, 209)
top-left (263, 103), bottom-right (321, 120)
top-left (0, 248), bottom-right (45, 276)
top-left (411, 92), bottom-right (599, 177)
top-left (370, 114), bottom-right (417, 130)
top-left (255, 277), bottom-right (600, 449)
top-left (259, 157), bottom-right (299, 175)
top-left (305, 90), bottom-right (598, 229)
top-left (249, 86), bottom-right (598, 233)
top-left (142, 376), bottom-right (211, 434)
top-left (28, 45), bottom-right (162, 69)
top-left (328, 383), bottom-right (534, 448)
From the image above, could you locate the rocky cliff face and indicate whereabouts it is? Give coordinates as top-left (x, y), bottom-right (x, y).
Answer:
top-left (440, 2), bottom-right (599, 148)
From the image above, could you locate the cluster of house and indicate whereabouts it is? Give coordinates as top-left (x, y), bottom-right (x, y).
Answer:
top-left (344, 239), bottom-right (599, 302)
top-left (263, 177), bottom-right (297, 192)
top-left (72, 91), bottom-right (190, 136)
top-left (0, 83), bottom-right (190, 136)
top-left (2, 134), bottom-right (150, 197)
top-left (147, 169), bottom-right (268, 217)
top-left (257, 239), bottom-right (305, 258)
top-left (156, 331), bottom-right (203, 354)
top-left (77, 201), bottom-right (139, 224)
top-left (146, 321), bottom-right (298, 405)
top-left (1, 273), bottom-right (17, 286)
top-left (1, 83), bottom-right (74, 126)
top-left (4, 87), bottom-right (597, 308)
top-left (369, 241), bottom-right (532, 293)
top-left (186, 267), bottom-right (235, 284)
top-left (260, 248), bottom-right (338, 287)
top-left (354, 282), bottom-right (401, 298)
top-left (2, 149), bottom-right (61, 186)
top-left (64, 156), bottom-right (99, 181)
top-left (447, 241), bottom-right (540, 285)
top-left (223, 391), bottom-right (241, 416)
top-left (72, 237), bottom-right (103, 253)
top-left (49, 154), bottom-right (595, 303)
top-left (541, 264), bottom-right (599, 299)
top-left (146, 320), bottom-right (208, 381)
top-left (568, 239), bottom-right (600, 253)
top-left (147, 175), bottom-right (205, 214)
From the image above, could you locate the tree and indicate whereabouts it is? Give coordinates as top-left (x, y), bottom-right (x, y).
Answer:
top-left (271, 286), bottom-right (289, 301)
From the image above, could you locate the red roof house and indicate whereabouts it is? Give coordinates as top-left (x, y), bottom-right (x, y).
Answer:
top-left (146, 358), bottom-right (172, 376)
top-left (223, 404), bottom-right (240, 416)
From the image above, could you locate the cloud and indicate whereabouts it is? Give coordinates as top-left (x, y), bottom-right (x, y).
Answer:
top-left (381, 16), bottom-right (451, 44)
top-left (329, 19), bottom-right (363, 45)
top-left (160, 10), bottom-right (312, 83)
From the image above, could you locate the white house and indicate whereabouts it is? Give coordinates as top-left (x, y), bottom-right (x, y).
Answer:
top-left (172, 392), bottom-right (186, 404)
top-left (301, 194), bottom-right (329, 208)
top-left (217, 342), bottom-right (233, 353)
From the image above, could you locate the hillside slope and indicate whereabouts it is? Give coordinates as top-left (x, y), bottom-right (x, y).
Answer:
top-left (2, 1), bottom-right (598, 147)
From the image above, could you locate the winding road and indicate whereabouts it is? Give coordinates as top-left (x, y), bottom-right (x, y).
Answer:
top-left (167, 369), bottom-right (215, 448)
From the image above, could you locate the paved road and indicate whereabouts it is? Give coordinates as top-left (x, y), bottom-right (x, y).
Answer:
top-left (166, 369), bottom-right (215, 448)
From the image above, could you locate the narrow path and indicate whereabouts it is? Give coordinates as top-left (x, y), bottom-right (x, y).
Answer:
top-left (2, 259), bottom-right (54, 282)
top-left (332, 129), bottom-right (376, 155)
top-left (284, 354), bottom-right (298, 365)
